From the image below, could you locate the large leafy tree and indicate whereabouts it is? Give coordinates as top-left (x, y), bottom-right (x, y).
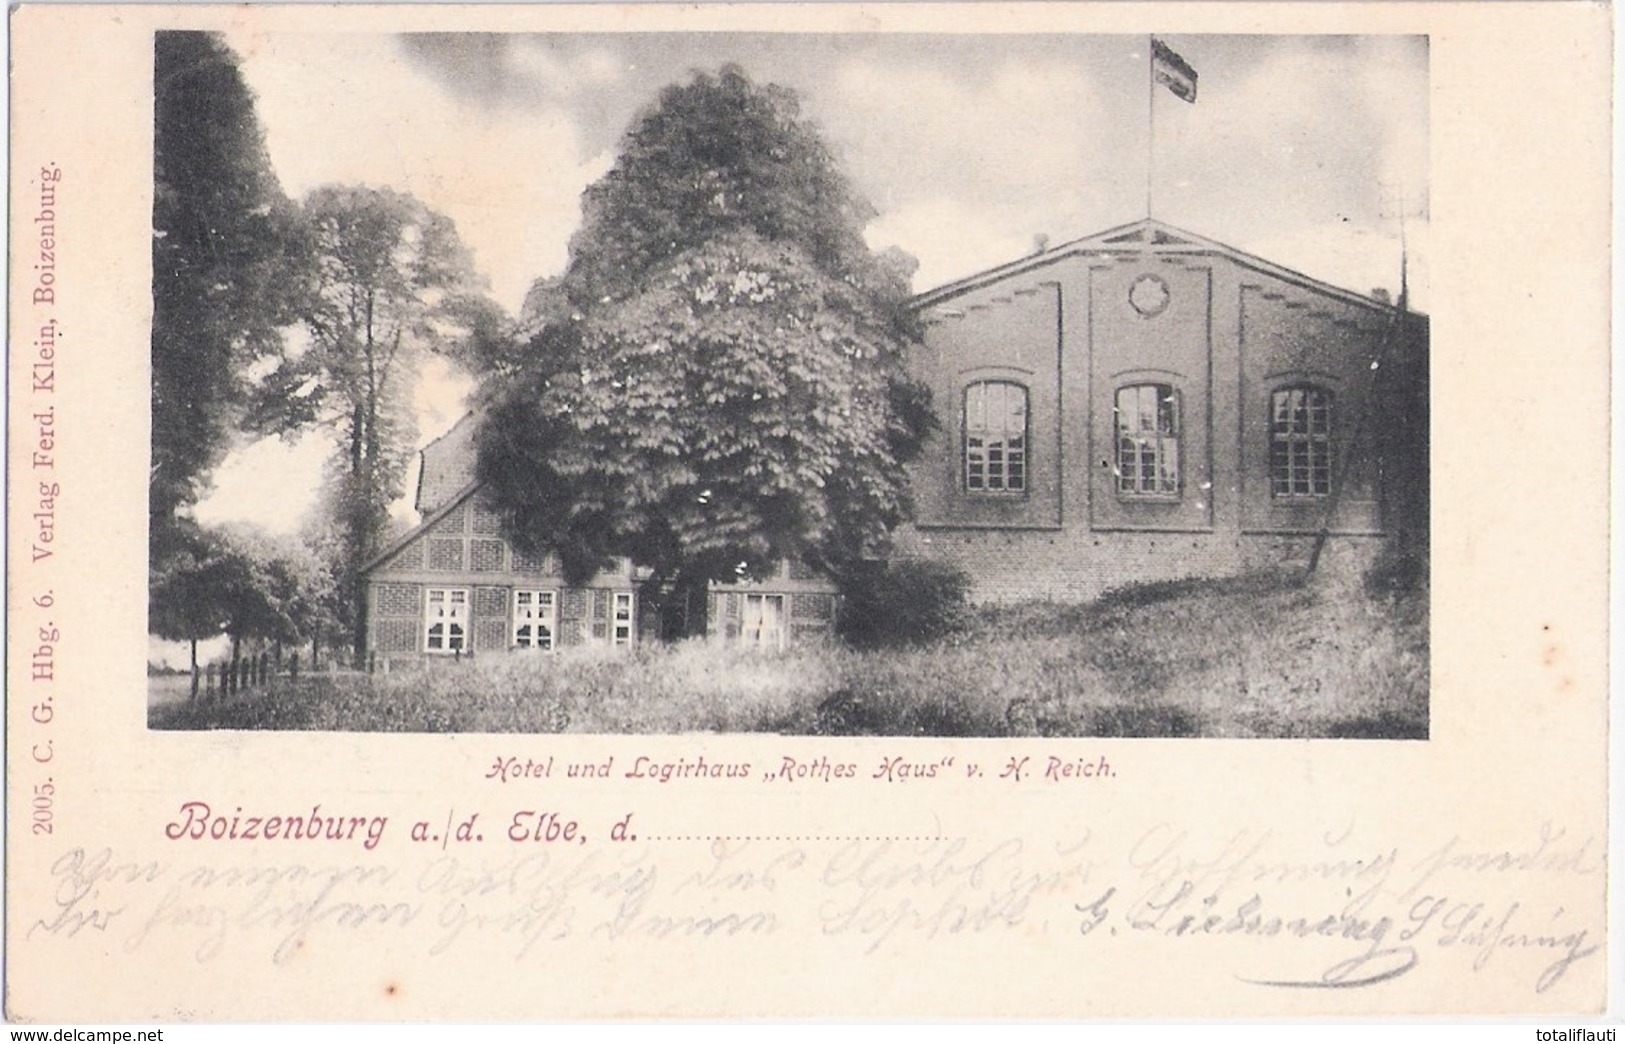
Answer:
top-left (250, 185), bottom-right (490, 651)
top-left (149, 521), bottom-right (234, 698)
top-left (209, 523), bottom-right (338, 662)
top-left (150, 31), bottom-right (308, 558)
top-left (479, 66), bottom-right (934, 629)
top-left (149, 521), bottom-right (338, 696)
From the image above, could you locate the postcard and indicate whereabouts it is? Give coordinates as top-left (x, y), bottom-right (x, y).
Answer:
top-left (5, 2), bottom-right (1611, 1022)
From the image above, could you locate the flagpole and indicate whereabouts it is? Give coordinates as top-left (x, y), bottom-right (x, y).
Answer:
top-left (1146, 38), bottom-right (1197, 221)
top-left (1146, 35), bottom-right (1155, 219)
top-left (1398, 204), bottom-right (1410, 312)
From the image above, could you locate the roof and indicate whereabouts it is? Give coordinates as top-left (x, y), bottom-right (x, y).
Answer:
top-left (912, 217), bottom-right (1425, 319)
top-left (359, 478), bottom-right (482, 576)
top-left (412, 410), bottom-right (480, 514)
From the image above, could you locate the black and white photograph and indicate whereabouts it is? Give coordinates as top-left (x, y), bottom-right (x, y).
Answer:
top-left (9, 2), bottom-right (1613, 1027)
top-left (146, 31), bottom-right (1431, 737)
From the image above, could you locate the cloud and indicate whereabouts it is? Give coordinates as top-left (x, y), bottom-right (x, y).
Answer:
top-left (826, 43), bottom-right (1154, 287)
top-left (1157, 37), bottom-right (1427, 227)
top-left (1352, 36), bottom-right (1429, 193)
top-left (828, 54), bottom-right (1107, 205)
top-left (506, 39), bottom-right (625, 94)
top-left (866, 197), bottom-right (1042, 291)
top-left (229, 30), bottom-right (606, 313)
top-left (397, 34), bottom-right (626, 108)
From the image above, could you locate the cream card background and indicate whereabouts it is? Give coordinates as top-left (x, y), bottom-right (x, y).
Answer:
top-left (5, 2), bottom-right (1611, 1022)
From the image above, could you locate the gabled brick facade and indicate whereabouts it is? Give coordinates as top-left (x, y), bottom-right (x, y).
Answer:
top-left (895, 219), bottom-right (1427, 602)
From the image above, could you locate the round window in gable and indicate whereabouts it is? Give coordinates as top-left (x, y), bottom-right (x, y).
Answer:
top-left (1129, 273), bottom-right (1171, 318)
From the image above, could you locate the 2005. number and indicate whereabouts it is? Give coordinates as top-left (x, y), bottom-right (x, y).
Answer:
top-left (32, 781), bottom-right (53, 835)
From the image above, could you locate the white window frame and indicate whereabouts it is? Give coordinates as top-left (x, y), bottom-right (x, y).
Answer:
top-left (612, 592), bottom-right (635, 647)
top-left (512, 589), bottom-right (557, 651)
top-left (424, 587), bottom-right (469, 654)
top-left (742, 593), bottom-right (786, 650)
top-left (1115, 383), bottom-right (1182, 497)
top-left (964, 380), bottom-right (1029, 494)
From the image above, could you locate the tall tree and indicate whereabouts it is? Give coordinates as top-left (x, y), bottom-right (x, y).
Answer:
top-left (150, 31), bottom-right (307, 556)
top-left (209, 523), bottom-right (337, 665)
top-left (149, 521), bottom-right (337, 696)
top-left (250, 185), bottom-right (488, 652)
top-left (149, 521), bottom-right (233, 699)
top-left (479, 66), bottom-right (935, 631)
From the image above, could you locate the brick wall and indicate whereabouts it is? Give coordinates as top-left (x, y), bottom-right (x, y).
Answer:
top-left (900, 239), bottom-right (1421, 607)
top-left (894, 524), bottom-right (1382, 604)
top-left (708, 590), bottom-right (836, 644)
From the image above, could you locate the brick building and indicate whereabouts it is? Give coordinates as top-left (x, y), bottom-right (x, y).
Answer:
top-left (893, 218), bottom-right (1428, 602)
top-left (360, 218), bottom-right (1426, 659)
top-left (359, 413), bottom-right (839, 664)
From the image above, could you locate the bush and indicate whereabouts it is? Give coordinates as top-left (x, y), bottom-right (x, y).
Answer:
top-left (1364, 542), bottom-right (1428, 598)
top-left (836, 558), bottom-right (971, 649)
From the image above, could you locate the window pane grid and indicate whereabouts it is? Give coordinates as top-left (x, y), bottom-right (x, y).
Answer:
top-left (965, 381), bottom-right (1028, 493)
top-left (612, 592), bottom-right (634, 646)
top-left (1270, 387), bottom-right (1333, 497)
top-left (1116, 384), bottom-right (1180, 495)
top-left (513, 589), bottom-right (556, 651)
top-left (425, 587), bottom-right (469, 654)
top-left (743, 594), bottom-right (785, 649)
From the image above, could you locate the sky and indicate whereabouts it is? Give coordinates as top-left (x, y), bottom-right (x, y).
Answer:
top-left (194, 31), bottom-right (1429, 536)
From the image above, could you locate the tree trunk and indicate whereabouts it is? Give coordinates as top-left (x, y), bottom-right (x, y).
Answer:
top-left (350, 402), bottom-right (365, 478)
top-left (352, 585), bottom-right (367, 662)
top-left (188, 638), bottom-right (199, 701)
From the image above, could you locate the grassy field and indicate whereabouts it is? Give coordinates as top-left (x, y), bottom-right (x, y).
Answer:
top-left (149, 567), bottom-right (1427, 738)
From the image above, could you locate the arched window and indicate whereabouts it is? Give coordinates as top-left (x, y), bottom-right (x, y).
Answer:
top-left (1270, 386), bottom-right (1334, 496)
top-left (964, 380), bottom-right (1028, 493)
top-left (1115, 383), bottom-right (1181, 496)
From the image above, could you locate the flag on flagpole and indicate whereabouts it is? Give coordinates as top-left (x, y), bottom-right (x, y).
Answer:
top-left (1151, 37), bottom-right (1198, 103)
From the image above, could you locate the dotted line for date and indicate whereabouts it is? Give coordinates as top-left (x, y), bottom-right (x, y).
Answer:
top-left (643, 835), bottom-right (945, 843)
